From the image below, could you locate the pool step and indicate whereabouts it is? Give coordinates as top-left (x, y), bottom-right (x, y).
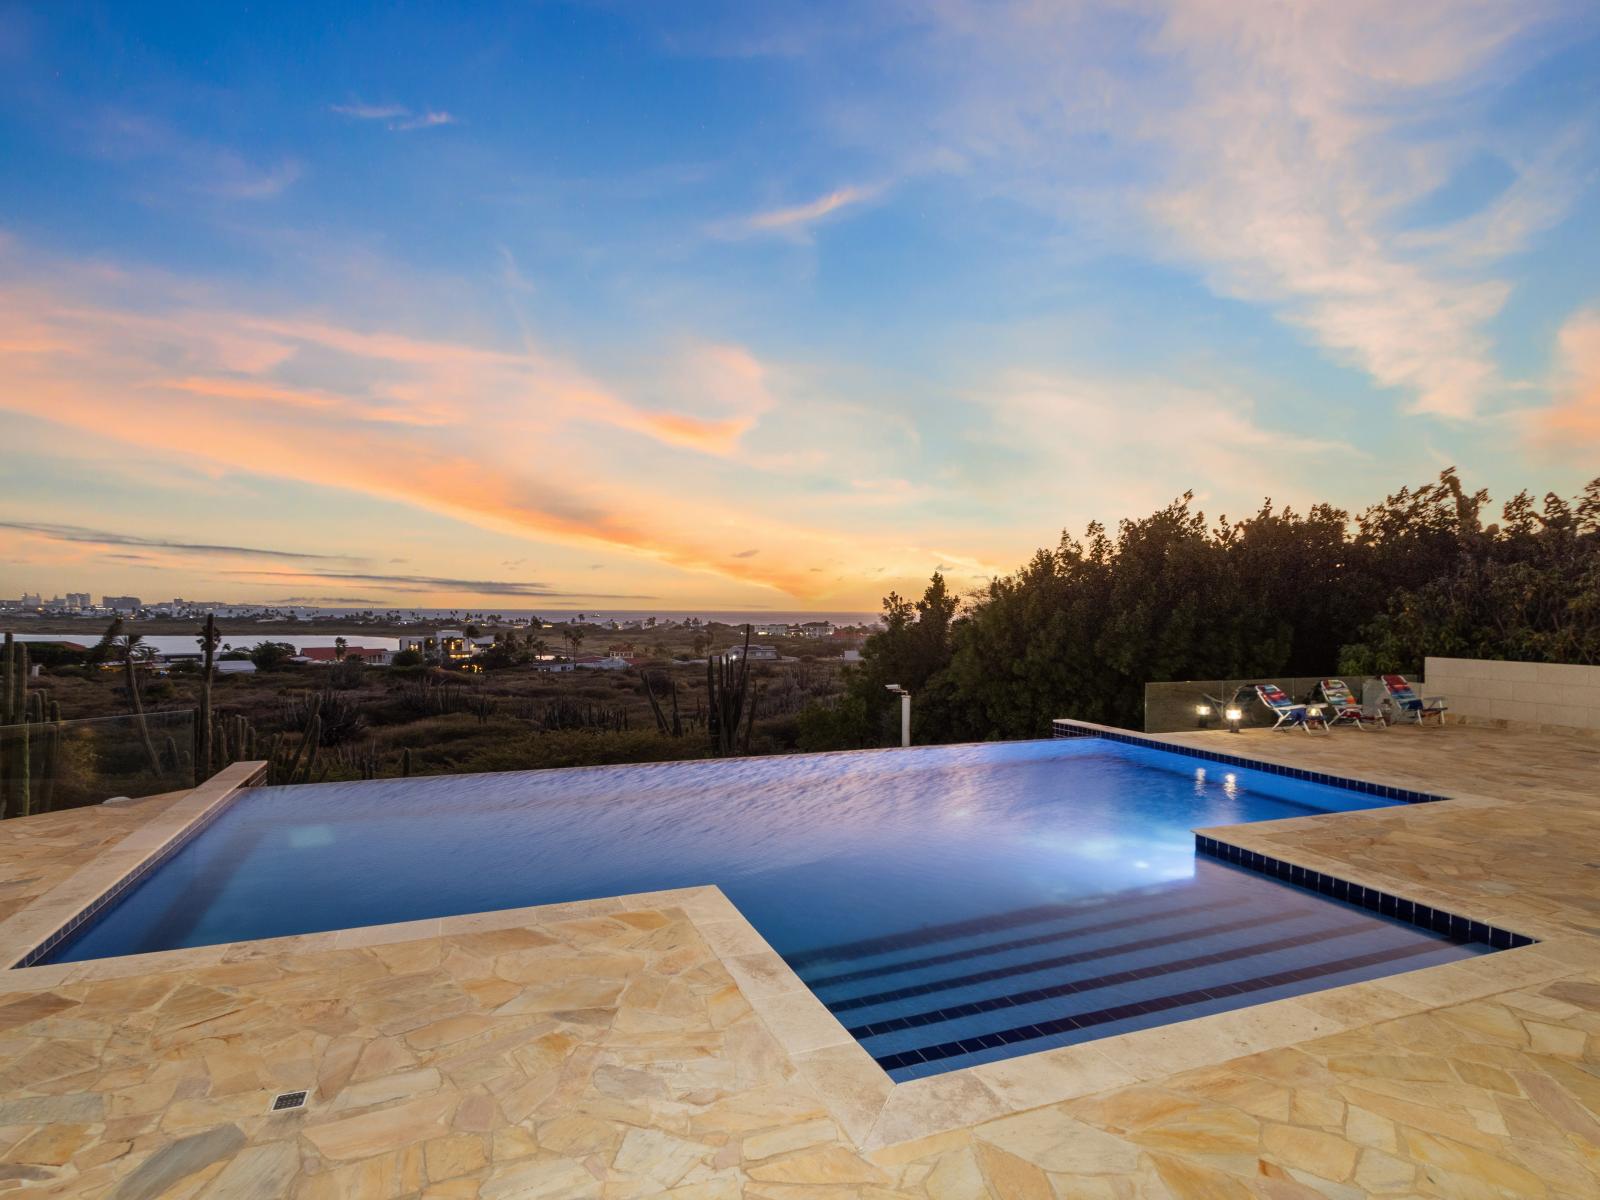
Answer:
top-left (844, 915), bottom-right (1384, 1038)
top-left (783, 876), bottom-right (1222, 974)
top-left (821, 900), bottom-right (1329, 1014)
top-left (785, 867), bottom-right (1491, 1082)
top-left (869, 935), bottom-right (1467, 1077)
top-left (800, 889), bottom-right (1259, 992)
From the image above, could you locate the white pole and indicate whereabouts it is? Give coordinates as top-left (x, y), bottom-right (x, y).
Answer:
top-left (900, 691), bottom-right (911, 748)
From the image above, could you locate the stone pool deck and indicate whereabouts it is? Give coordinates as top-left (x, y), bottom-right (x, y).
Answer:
top-left (1, 725), bottom-right (1597, 1197)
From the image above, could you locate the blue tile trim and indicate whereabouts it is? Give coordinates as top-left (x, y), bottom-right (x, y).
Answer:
top-left (1050, 719), bottom-right (1448, 805)
top-left (1192, 834), bottom-right (1536, 951)
top-left (15, 772), bottom-right (264, 969)
top-left (1049, 719), bottom-right (1536, 952)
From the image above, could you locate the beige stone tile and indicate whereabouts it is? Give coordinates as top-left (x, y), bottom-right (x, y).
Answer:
top-left (720, 950), bottom-right (807, 999)
top-left (695, 917), bottom-right (777, 961)
top-left (303, 1093), bottom-right (456, 1160)
top-left (966, 1043), bottom-right (1140, 1110)
top-left (750, 988), bottom-right (854, 1057)
top-left (333, 918), bottom-right (443, 949)
top-left (72, 943), bottom-right (231, 981)
top-left (864, 1070), bottom-right (1008, 1149)
top-left (791, 1042), bottom-right (894, 1146)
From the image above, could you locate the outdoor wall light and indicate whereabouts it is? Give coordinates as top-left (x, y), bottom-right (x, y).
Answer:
top-left (885, 684), bottom-right (912, 748)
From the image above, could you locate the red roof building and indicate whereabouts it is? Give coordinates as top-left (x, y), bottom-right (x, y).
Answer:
top-left (299, 646), bottom-right (389, 663)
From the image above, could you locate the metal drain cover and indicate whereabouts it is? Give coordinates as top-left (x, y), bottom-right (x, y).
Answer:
top-left (270, 1090), bottom-right (308, 1112)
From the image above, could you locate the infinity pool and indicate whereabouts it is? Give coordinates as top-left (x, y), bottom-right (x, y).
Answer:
top-left (44, 737), bottom-right (1493, 1078)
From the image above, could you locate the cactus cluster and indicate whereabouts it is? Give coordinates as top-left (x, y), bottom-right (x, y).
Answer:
top-left (204, 701), bottom-right (325, 786)
top-left (1, 632), bottom-right (63, 819)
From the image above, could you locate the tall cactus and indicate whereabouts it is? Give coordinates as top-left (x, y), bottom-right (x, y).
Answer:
top-left (97, 619), bottom-right (162, 779)
top-left (39, 699), bottom-right (61, 814)
top-left (196, 613), bottom-right (220, 784)
top-left (2, 640), bottom-right (31, 818)
top-left (705, 624), bottom-right (755, 757)
top-left (1, 633), bottom-right (14, 818)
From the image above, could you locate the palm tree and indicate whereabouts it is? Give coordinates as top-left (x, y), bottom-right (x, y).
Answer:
top-left (98, 618), bottom-right (163, 776)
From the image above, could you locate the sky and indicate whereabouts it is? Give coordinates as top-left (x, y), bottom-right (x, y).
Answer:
top-left (1, 1), bottom-right (1598, 614)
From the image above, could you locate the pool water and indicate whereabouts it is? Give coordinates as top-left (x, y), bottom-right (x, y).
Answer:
top-left (43, 738), bottom-right (1492, 1078)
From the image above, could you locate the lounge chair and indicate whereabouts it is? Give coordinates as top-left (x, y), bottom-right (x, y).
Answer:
top-left (1254, 684), bottom-right (1329, 734)
top-left (1317, 678), bottom-right (1384, 730)
top-left (1380, 674), bottom-right (1447, 726)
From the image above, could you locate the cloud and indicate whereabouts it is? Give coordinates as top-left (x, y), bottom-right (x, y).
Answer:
top-left (1139, 0), bottom-right (1566, 419)
top-left (393, 110), bottom-right (456, 131)
top-left (719, 184), bottom-right (881, 238)
top-left (330, 102), bottom-right (409, 120)
top-left (88, 109), bottom-right (301, 200)
top-left (862, 1), bottom-right (1584, 420)
top-left (332, 101), bottom-right (457, 132)
top-left (227, 569), bottom-right (657, 600)
top-left (0, 519), bottom-right (348, 562)
top-left (161, 376), bottom-right (455, 427)
top-left (1524, 309), bottom-right (1600, 454)
top-left (969, 369), bottom-right (1356, 529)
top-left (731, 549), bottom-right (760, 558)
top-left (0, 246), bottom-right (882, 598)
top-left (209, 156), bottom-right (303, 200)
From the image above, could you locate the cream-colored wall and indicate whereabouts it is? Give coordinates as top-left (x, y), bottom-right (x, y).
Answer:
top-left (1425, 656), bottom-right (1600, 732)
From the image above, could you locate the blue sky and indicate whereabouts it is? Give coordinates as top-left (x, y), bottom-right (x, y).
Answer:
top-left (1, 1), bottom-right (1598, 610)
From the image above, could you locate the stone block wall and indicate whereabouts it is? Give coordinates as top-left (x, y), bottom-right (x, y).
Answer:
top-left (1425, 656), bottom-right (1600, 733)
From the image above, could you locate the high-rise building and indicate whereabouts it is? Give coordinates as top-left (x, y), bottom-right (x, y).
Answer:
top-left (20, 592), bottom-right (42, 609)
top-left (65, 592), bottom-right (92, 610)
top-left (102, 595), bottom-right (142, 612)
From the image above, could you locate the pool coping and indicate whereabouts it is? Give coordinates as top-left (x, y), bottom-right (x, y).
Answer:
top-left (0, 759), bottom-right (268, 969)
top-left (0, 734), bottom-right (1576, 1154)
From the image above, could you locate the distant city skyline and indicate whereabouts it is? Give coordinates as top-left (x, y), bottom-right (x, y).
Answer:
top-left (2, 2), bottom-right (1598, 609)
top-left (0, 586), bottom-right (877, 625)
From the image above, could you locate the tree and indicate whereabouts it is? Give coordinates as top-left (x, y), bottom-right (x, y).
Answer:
top-left (333, 636), bottom-right (348, 662)
top-left (800, 470), bottom-right (1600, 750)
top-left (564, 627), bottom-right (586, 658)
top-left (249, 641), bottom-right (297, 671)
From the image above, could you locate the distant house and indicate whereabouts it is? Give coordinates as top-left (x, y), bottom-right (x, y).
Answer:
top-left (530, 660), bottom-right (575, 672)
top-left (574, 655), bottom-right (630, 671)
top-left (398, 630), bottom-right (475, 663)
top-left (726, 644), bottom-right (778, 662)
top-left (300, 646), bottom-right (392, 665)
top-left (798, 621), bottom-right (834, 638)
top-left (215, 660), bottom-right (256, 675)
top-left (755, 623), bottom-right (790, 637)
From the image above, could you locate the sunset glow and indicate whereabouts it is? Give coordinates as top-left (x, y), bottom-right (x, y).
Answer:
top-left (2, 2), bottom-right (1597, 611)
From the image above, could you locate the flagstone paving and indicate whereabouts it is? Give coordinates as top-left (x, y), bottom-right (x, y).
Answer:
top-left (1, 725), bottom-right (1598, 1197)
